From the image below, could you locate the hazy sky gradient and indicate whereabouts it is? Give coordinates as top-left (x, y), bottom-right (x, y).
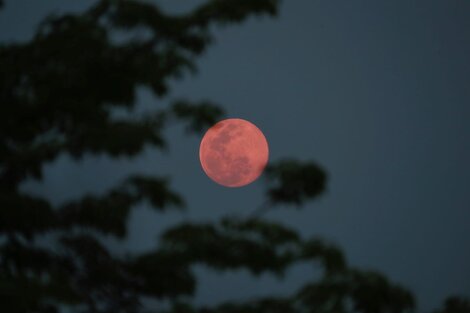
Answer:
top-left (1, 1), bottom-right (469, 311)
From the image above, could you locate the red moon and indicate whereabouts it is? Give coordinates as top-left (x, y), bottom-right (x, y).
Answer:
top-left (199, 118), bottom-right (269, 187)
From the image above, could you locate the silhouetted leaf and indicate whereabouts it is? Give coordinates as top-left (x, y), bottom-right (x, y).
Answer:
top-left (349, 270), bottom-right (415, 313)
top-left (59, 190), bottom-right (135, 238)
top-left (265, 159), bottom-right (327, 206)
top-left (434, 297), bottom-right (470, 313)
top-left (221, 216), bottom-right (300, 245)
top-left (59, 175), bottom-right (183, 237)
top-left (128, 251), bottom-right (195, 298)
top-left (202, 297), bottom-right (295, 313)
top-left (297, 280), bottom-right (348, 313)
top-left (301, 239), bottom-right (347, 275)
top-left (127, 175), bottom-right (185, 209)
top-left (192, 0), bottom-right (279, 27)
top-left (172, 99), bottom-right (225, 133)
top-left (0, 192), bottom-right (56, 238)
top-left (161, 220), bottom-right (295, 275)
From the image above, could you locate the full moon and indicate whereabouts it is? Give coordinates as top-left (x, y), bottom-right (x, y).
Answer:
top-left (199, 118), bottom-right (269, 187)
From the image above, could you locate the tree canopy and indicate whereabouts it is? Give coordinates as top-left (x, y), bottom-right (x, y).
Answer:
top-left (0, 1), bottom-right (467, 313)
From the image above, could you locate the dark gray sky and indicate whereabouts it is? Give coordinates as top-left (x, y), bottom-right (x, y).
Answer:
top-left (1, 1), bottom-right (469, 312)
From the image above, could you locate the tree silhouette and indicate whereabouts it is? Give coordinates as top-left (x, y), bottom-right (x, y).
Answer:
top-left (0, 1), bottom-right (467, 313)
top-left (433, 297), bottom-right (470, 313)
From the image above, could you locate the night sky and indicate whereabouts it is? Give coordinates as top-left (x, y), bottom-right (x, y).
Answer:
top-left (1, 1), bottom-right (469, 311)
